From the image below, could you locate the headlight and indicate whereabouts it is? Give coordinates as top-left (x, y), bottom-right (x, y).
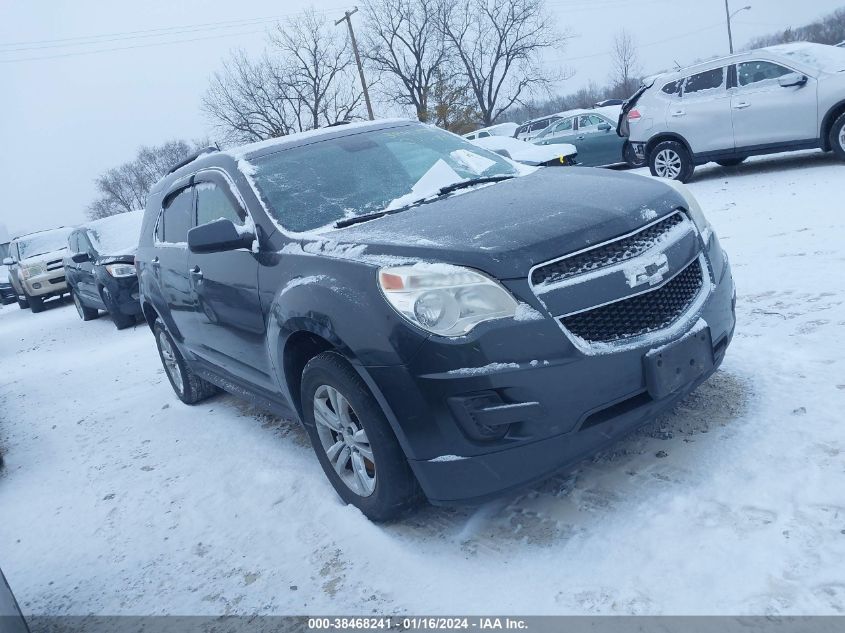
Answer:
top-left (21, 264), bottom-right (46, 279)
top-left (105, 263), bottom-right (136, 278)
top-left (378, 264), bottom-right (518, 336)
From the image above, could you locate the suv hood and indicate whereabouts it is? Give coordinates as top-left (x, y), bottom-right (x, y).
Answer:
top-left (310, 168), bottom-right (688, 280)
top-left (18, 248), bottom-right (67, 266)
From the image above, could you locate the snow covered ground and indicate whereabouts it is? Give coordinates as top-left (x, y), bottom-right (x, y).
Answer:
top-left (1, 150), bottom-right (844, 616)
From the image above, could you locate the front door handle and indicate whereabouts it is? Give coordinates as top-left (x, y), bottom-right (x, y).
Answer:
top-left (577, 135), bottom-right (585, 140)
top-left (151, 257), bottom-right (160, 268)
top-left (671, 110), bottom-right (686, 117)
top-left (190, 266), bottom-right (203, 281)
top-left (734, 102), bottom-right (751, 109)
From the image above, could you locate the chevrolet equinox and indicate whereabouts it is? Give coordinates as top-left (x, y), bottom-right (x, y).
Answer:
top-left (137, 119), bottom-right (736, 521)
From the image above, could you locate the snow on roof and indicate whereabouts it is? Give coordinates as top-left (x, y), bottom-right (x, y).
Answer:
top-left (84, 210), bottom-right (144, 256)
top-left (765, 42), bottom-right (845, 73)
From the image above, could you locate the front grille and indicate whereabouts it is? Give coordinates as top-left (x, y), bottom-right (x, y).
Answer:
top-left (46, 259), bottom-right (63, 271)
top-left (531, 213), bottom-right (685, 287)
top-left (561, 259), bottom-right (703, 344)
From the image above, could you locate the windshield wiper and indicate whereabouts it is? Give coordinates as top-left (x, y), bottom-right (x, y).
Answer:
top-left (334, 198), bottom-right (428, 228)
top-left (333, 176), bottom-right (515, 229)
top-left (437, 175), bottom-right (515, 195)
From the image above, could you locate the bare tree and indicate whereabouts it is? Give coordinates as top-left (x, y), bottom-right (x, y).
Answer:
top-left (609, 29), bottom-right (641, 98)
top-left (269, 9), bottom-right (362, 130)
top-left (87, 140), bottom-right (203, 220)
top-left (438, 0), bottom-right (568, 126)
top-left (203, 9), bottom-right (362, 144)
top-left (362, 0), bottom-right (448, 122)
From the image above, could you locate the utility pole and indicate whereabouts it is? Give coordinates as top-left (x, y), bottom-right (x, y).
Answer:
top-left (336, 7), bottom-right (374, 120)
top-left (724, 0), bottom-right (751, 54)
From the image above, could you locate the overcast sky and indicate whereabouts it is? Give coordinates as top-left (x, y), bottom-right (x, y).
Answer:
top-left (1, 0), bottom-right (843, 237)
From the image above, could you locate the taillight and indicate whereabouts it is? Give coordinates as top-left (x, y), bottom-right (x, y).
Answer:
top-left (628, 109), bottom-right (642, 121)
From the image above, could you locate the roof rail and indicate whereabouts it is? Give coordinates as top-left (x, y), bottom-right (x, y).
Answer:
top-left (166, 146), bottom-right (219, 175)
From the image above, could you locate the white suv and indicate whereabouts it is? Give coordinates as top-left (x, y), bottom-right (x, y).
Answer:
top-left (621, 42), bottom-right (845, 181)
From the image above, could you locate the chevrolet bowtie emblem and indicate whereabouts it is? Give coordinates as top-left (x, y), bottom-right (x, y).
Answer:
top-left (626, 254), bottom-right (670, 289)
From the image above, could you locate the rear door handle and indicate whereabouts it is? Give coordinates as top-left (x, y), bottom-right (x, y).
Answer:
top-left (577, 135), bottom-right (585, 140)
top-left (671, 110), bottom-right (686, 117)
top-left (734, 102), bottom-right (751, 109)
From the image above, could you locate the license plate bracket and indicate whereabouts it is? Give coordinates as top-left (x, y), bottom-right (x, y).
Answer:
top-left (644, 326), bottom-right (714, 400)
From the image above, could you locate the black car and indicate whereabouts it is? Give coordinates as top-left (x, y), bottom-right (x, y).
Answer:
top-left (136, 120), bottom-right (735, 521)
top-left (64, 211), bottom-right (144, 330)
top-left (0, 266), bottom-right (16, 305)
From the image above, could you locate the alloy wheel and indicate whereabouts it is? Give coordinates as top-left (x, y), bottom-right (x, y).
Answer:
top-left (839, 126), bottom-right (845, 152)
top-left (313, 384), bottom-right (376, 497)
top-left (158, 331), bottom-right (184, 395)
top-left (654, 149), bottom-right (683, 179)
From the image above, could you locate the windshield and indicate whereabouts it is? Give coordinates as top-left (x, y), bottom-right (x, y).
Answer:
top-left (245, 124), bottom-right (521, 233)
top-left (87, 210), bottom-right (144, 255)
top-left (16, 227), bottom-right (73, 259)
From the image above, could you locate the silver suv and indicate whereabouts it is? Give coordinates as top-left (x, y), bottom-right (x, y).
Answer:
top-left (621, 42), bottom-right (845, 181)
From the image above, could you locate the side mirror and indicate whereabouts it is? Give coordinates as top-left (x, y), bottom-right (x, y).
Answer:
top-left (598, 122), bottom-right (612, 131)
top-left (71, 252), bottom-right (90, 264)
top-left (778, 73), bottom-right (808, 88)
top-left (2, 257), bottom-right (13, 266)
top-left (188, 219), bottom-right (254, 254)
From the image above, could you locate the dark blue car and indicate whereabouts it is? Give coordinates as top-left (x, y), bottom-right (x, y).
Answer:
top-left (136, 120), bottom-right (735, 521)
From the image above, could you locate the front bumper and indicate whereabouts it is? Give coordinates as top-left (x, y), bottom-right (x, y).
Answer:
top-left (363, 258), bottom-right (736, 505)
top-left (22, 271), bottom-right (67, 297)
top-left (101, 274), bottom-right (142, 316)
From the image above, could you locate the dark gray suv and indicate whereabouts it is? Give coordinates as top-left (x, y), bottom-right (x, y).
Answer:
top-left (136, 120), bottom-right (735, 521)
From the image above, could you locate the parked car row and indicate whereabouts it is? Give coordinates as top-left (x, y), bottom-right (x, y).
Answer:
top-left (619, 42), bottom-right (845, 181)
top-left (466, 105), bottom-right (643, 169)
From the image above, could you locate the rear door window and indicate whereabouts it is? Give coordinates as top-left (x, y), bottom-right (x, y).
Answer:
top-left (161, 187), bottom-right (194, 244)
top-left (682, 68), bottom-right (725, 95)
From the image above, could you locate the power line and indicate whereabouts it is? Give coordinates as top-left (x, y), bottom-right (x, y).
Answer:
top-left (0, 28), bottom-right (268, 63)
top-left (0, 6), bottom-right (345, 50)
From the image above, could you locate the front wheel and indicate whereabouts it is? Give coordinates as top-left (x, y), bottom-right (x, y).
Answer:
top-left (830, 112), bottom-right (845, 161)
top-left (17, 295), bottom-right (29, 310)
top-left (301, 351), bottom-right (422, 522)
top-left (72, 290), bottom-right (99, 321)
top-left (28, 295), bottom-right (45, 313)
top-left (153, 321), bottom-right (219, 404)
top-left (100, 286), bottom-right (134, 330)
top-left (648, 140), bottom-right (695, 182)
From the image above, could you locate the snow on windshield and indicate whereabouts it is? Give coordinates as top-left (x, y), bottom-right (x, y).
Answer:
top-left (242, 124), bottom-right (521, 234)
top-left (87, 210), bottom-right (144, 256)
top-left (16, 227), bottom-right (74, 259)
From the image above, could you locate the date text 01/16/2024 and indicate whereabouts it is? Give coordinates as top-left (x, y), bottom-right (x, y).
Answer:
top-left (308, 617), bottom-right (529, 630)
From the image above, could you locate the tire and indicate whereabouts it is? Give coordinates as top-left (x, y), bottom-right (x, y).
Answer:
top-left (72, 289), bottom-right (99, 321)
top-left (28, 295), bottom-right (45, 313)
top-left (16, 296), bottom-right (29, 309)
top-left (830, 112), bottom-right (845, 161)
top-left (623, 141), bottom-right (645, 168)
top-left (153, 320), bottom-right (219, 405)
top-left (301, 351), bottom-right (422, 522)
top-left (716, 157), bottom-right (747, 167)
top-left (648, 140), bottom-right (695, 182)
